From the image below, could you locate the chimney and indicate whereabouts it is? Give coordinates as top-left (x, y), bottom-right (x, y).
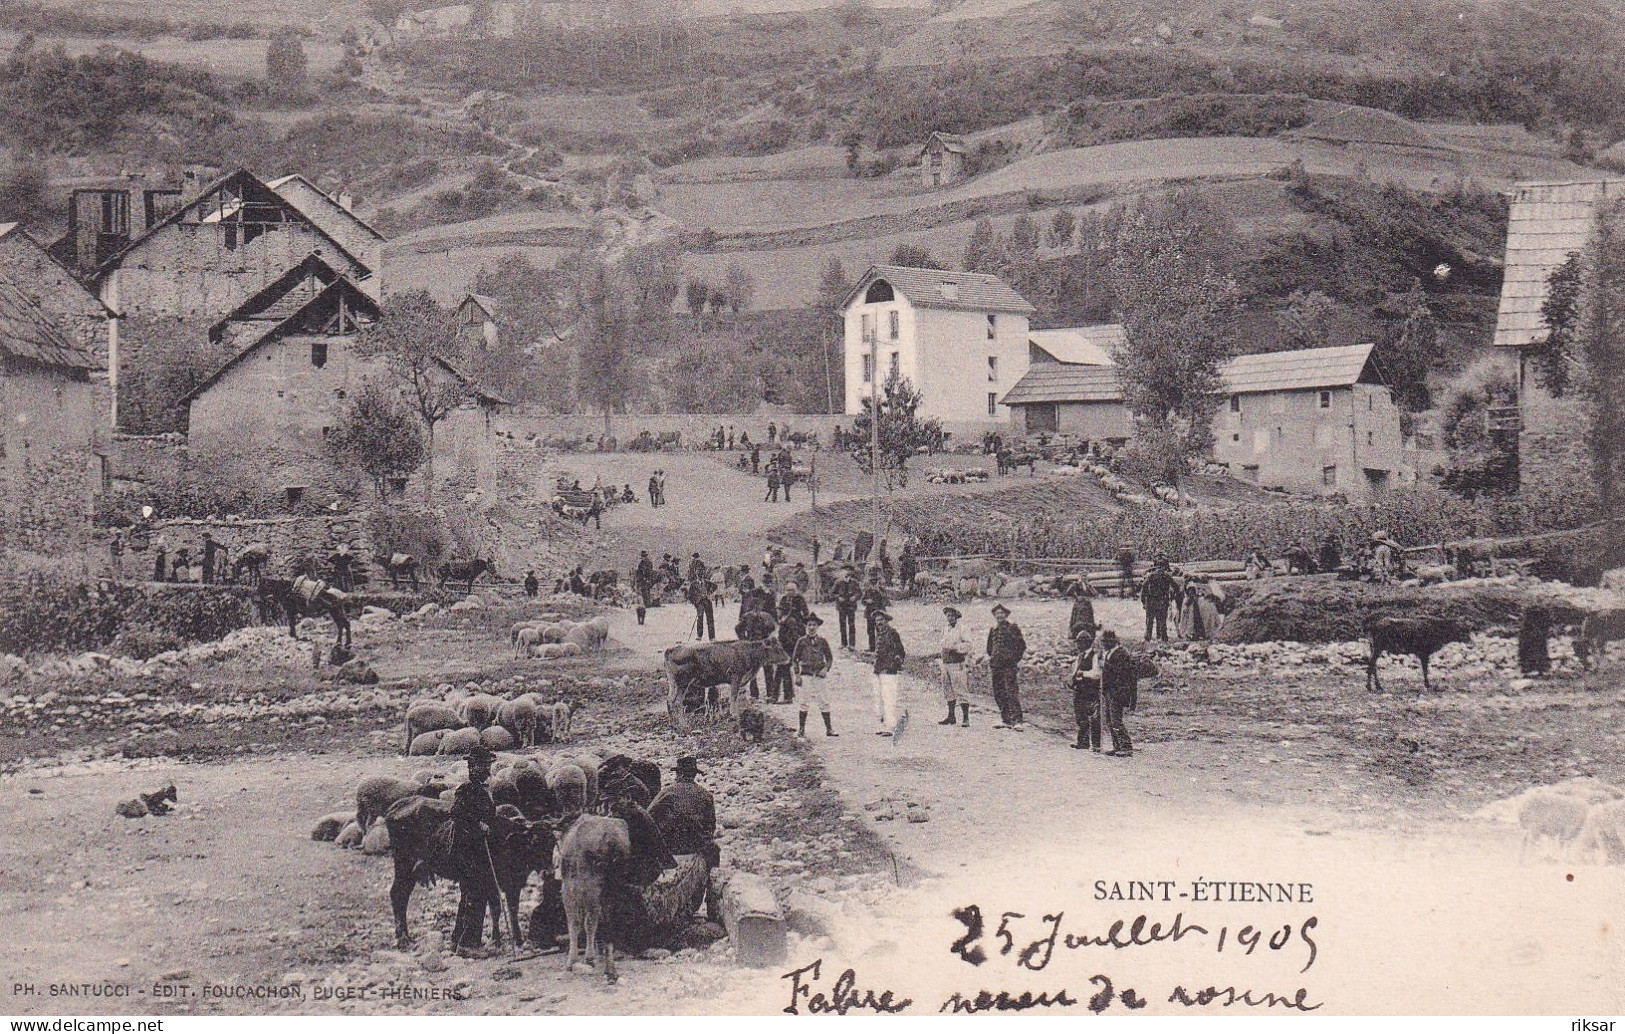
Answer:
top-left (335, 189), bottom-right (354, 213)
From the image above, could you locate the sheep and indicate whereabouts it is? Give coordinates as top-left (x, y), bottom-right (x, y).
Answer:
top-left (1364, 615), bottom-right (1472, 692)
top-left (496, 697), bottom-right (539, 747)
top-left (311, 811), bottom-right (352, 841)
top-left (1572, 800), bottom-right (1625, 864)
top-left (563, 625), bottom-right (595, 653)
top-left (539, 624), bottom-right (566, 644)
top-left (361, 823), bottom-right (392, 856)
top-left (409, 729), bottom-right (450, 756)
top-left (356, 776), bottom-right (446, 832)
top-left (404, 701), bottom-right (461, 753)
top-left (552, 699), bottom-right (572, 742)
top-left (437, 727), bottom-right (484, 756)
top-left (1518, 789), bottom-right (1593, 861)
top-left (557, 641), bottom-right (583, 658)
top-left (510, 620), bottom-right (541, 645)
top-left (458, 694), bottom-right (503, 730)
top-left (546, 763), bottom-right (588, 812)
top-left (514, 626), bottom-right (544, 659)
top-left (336, 821), bottom-right (363, 848)
top-left (481, 726), bottom-right (518, 751)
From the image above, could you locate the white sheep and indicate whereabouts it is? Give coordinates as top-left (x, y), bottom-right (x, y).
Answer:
top-left (1572, 800), bottom-right (1625, 865)
top-left (1518, 789), bottom-right (1592, 861)
top-left (514, 626), bottom-right (544, 658)
top-left (552, 699), bottom-right (572, 741)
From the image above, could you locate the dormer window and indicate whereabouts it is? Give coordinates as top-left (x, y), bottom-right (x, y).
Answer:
top-left (939, 281), bottom-right (959, 301)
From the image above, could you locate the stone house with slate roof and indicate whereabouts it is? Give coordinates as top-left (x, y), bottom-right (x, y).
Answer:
top-left (918, 132), bottom-right (968, 187)
top-left (0, 280), bottom-right (106, 548)
top-left (842, 265), bottom-right (1034, 428)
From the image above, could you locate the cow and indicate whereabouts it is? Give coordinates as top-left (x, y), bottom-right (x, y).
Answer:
top-left (663, 638), bottom-right (789, 728)
top-left (438, 557), bottom-right (496, 593)
top-left (1576, 608), bottom-right (1625, 670)
top-left (1365, 615), bottom-right (1472, 692)
top-left (559, 814), bottom-right (631, 982)
top-left (383, 796), bottom-right (559, 952)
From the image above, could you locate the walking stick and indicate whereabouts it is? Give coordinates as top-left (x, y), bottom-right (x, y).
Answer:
top-left (482, 835), bottom-right (520, 956)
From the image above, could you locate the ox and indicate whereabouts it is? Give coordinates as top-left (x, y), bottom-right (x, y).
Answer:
top-left (1576, 608), bottom-right (1625, 670)
top-left (663, 638), bottom-right (789, 727)
top-left (384, 797), bottom-right (560, 952)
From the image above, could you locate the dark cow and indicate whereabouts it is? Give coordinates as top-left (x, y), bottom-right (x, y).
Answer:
top-left (438, 557), bottom-right (496, 593)
top-left (1576, 608), bottom-right (1625, 670)
top-left (1365, 615), bottom-right (1472, 692)
top-left (663, 639), bottom-right (789, 727)
top-left (384, 796), bottom-right (559, 951)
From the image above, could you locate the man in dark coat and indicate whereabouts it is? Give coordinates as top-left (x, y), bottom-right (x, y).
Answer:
top-left (1115, 542), bottom-right (1137, 598)
top-left (523, 570), bottom-right (539, 598)
top-left (200, 532), bottom-right (222, 585)
top-left (986, 603), bottom-right (1027, 730)
top-left (898, 544), bottom-right (918, 597)
top-left (1069, 628), bottom-right (1101, 751)
top-left (648, 757), bottom-right (716, 857)
top-left (1139, 560), bottom-right (1177, 642)
top-left (1067, 580), bottom-right (1098, 640)
top-left (689, 575), bottom-right (717, 642)
top-left (635, 551), bottom-right (656, 607)
top-left (1097, 630), bottom-right (1138, 757)
top-left (793, 613), bottom-right (837, 738)
top-left (861, 572), bottom-right (888, 653)
top-left (769, 603), bottom-right (805, 704)
top-left (451, 746), bottom-right (499, 953)
top-left (832, 568), bottom-right (861, 649)
top-left (871, 610), bottom-right (905, 736)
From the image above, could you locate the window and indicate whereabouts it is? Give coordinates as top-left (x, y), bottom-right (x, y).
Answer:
top-left (987, 392), bottom-right (998, 417)
top-left (1367, 431), bottom-right (1374, 445)
top-left (284, 486), bottom-right (305, 508)
top-left (1368, 394), bottom-right (1374, 411)
top-left (1322, 465), bottom-right (1338, 487)
top-left (1025, 403), bottom-right (1058, 434)
top-left (888, 310), bottom-right (899, 340)
top-left (987, 356), bottom-right (999, 382)
top-left (1231, 433), bottom-right (1240, 442)
top-left (860, 353), bottom-right (872, 384)
top-left (311, 342), bottom-right (328, 368)
top-left (335, 389), bottom-right (346, 400)
top-left (1318, 390), bottom-right (1332, 409)
top-left (986, 314), bottom-right (997, 340)
top-left (888, 352), bottom-right (900, 378)
top-left (276, 389), bottom-right (285, 399)
top-left (864, 280), bottom-right (894, 303)
top-left (861, 313), bottom-right (874, 341)
top-left (1229, 395), bottom-right (1240, 413)
top-left (321, 426), bottom-right (331, 438)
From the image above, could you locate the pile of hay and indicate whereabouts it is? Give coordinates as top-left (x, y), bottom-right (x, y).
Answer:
top-left (1216, 578), bottom-right (1527, 644)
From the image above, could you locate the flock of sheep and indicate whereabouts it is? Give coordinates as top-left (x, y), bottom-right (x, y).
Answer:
top-left (404, 680), bottom-right (575, 757)
top-left (1516, 778), bottom-right (1625, 864)
top-left (511, 615), bottom-right (611, 661)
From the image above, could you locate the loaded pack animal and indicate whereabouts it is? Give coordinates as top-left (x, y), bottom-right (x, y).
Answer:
top-left (258, 575), bottom-right (351, 650)
top-left (383, 796), bottom-right (561, 951)
top-left (438, 557), bottom-right (496, 593)
top-left (1575, 608), bottom-right (1625, 670)
top-left (663, 638), bottom-right (790, 726)
top-left (1364, 615), bottom-right (1472, 692)
top-left (380, 552), bottom-right (421, 591)
top-left (588, 569), bottom-right (619, 600)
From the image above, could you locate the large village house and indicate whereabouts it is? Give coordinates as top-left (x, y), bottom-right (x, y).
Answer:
top-left (1000, 341), bottom-right (1407, 498)
top-left (177, 258), bottom-right (508, 501)
top-left (0, 279), bottom-right (107, 551)
top-left (1488, 178), bottom-right (1625, 498)
top-left (842, 265), bottom-right (1034, 431)
top-left (62, 168), bottom-right (384, 430)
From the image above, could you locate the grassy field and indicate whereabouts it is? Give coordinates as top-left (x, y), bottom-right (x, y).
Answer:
top-left (0, 29), bottom-right (345, 77)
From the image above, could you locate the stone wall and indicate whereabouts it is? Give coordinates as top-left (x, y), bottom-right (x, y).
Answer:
top-left (0, 366), bottom-right (102, 555)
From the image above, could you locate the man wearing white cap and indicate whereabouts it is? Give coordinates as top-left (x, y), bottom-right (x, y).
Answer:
top-left (938, 606), bottom-right (973, 728)
top-left (871, 610), bottom-right (906, 737)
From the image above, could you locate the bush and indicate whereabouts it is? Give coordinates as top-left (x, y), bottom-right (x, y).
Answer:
top-left (0, 581), bottom-right (253, 657)
top-left (108, 624), bottom-right (187, 660)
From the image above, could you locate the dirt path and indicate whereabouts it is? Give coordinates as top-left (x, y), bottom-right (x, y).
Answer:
top-left (608, 597), bottom-right (1625, 1015)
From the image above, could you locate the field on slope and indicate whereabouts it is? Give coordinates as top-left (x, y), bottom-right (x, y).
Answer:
top-left (0, 28), bottom-right (345, 77)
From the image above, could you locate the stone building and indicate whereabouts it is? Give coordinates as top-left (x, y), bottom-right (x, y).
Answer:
top-left (179, 270), bottom-right (508, 502)
top-left (842, 265), bottom-right (1034, 431)
top-left (456, 293), bottom-right (501, 352)
top-left (999, 327), bottom-right (1131, 444)
top-left (0, 280), bottom-right (107, 551)
top-left (0, 222), bottom-right (114, 422)
top-left (918, 132), bottom-right (968, 188)
top-left (74, 169), bottom-right (383, 431)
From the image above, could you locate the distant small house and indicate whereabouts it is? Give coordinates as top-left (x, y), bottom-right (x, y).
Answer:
top-left (1212, 343), bottom-right (1403, 497)
top-left (0, 280), bottom-right (107, 548)
top-left (918, 132), bottom-right (968, 188)
top-left (1248, 13), bottom-right (1284, 28)
top-left (843, 265), bottom-right (1035, 427)
top-left (457, 293), bottom-right (501, 352)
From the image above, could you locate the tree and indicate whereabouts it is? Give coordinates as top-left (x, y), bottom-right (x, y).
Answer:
top-left (685, 278), bottom-right (709, 328)
top-left (847, 372), bottom-right (942, 490)
top-left (1009, 214), bottom-right (1040, 259)
top-left (1048, 208), bottom-right (1077, 249)
top-left (469, 251), bottom-right (570, 406)
top-left (327, 381), bottom-right (429, 498)
top-left (1107, 191), bottom-right (1240, 501)
top-left (963, 218), bottom-right (1001, 273)
top-left (888, 243), bottom-right (944, 269)
top-left (573, 253), bottom-right (634, 435)
top-left (722, 260), bottom-right (755, 314)
top-left (1532, 252), bottom-right (1582, 397)
top-left (1436, 361), bottom-right (1519, 500)
top-left (1373, 278), bottom-right (1436, 414)
top-left (266, 28), bottom-right (309, 104)
top-left (353, 290), bottom-right (470, 500)
top-left (815, 256), bottom-right (851, 316)
top-left (1569, 200), bottom-right (1625, 514)
top-left (1275, 288), bottom-right (1341, 350)
top-left (0, 156), bottom-right (47, 225)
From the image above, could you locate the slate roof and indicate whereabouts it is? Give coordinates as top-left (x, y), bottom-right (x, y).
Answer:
top-left (1029, 325), bottom-right (1123, 366)
top-left (1001, 342), bottom-right (1380, 406)
top-left (0, 280), bottom-right (97, 371)
top-left (266, 174), bottom-right (386, 250)
top-left (919, 132), bottom-right (968, 156)
top-left (1492, 179), bottom-right (1625, 349)
top-left (1220, 343), bottom-right (1377, 394)
top-left (1000, 364), bottom-right (1123, 406)
top-left (845, 265), bottom-right (1035, 315)
top-left (460, 293), bottom-right (500, 320)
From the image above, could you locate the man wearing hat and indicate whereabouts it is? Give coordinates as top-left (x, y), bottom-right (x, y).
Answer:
top-left (450, 745), bottom-right (499, 953)
top-left (871, 609), bottom-right (906, 736)
top-left (832, 567), bottom-right (861, 650)
top-left (938, 606), bottom-right (974, 727)
top-left (1371, 531), bottom-right (1395, 584)
top-left (649, 756), bottom-right (716, 856)
top-left (1139, 558), bottom-right (1177, 643)
top-left (200, 531), bottom-right (221, 585)
top-left (792, 613), bottom-right (838, 737)
top-left (1067, 579), bottom-right (1098, 641)
top-left (1096, 630), bottom-right (1138, 757)
top-left (1069, 627), bottom-right (1102, 751)
top-left (985, 603), bottom-right (1027, 730)
top-left (861, 570), bottom-right (889, 653)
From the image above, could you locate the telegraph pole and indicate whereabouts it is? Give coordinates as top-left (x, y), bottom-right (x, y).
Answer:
top-left (869, 327), bottom-right (882, 574)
